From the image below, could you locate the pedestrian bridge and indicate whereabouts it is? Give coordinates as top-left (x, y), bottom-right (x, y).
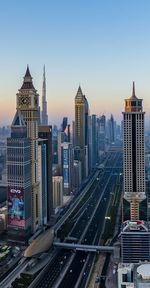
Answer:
top-left (53, 242), bottom-right (116, 253)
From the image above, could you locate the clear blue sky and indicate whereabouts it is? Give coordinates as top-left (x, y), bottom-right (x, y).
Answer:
top-left (0, 0), bottom-right (150, 127)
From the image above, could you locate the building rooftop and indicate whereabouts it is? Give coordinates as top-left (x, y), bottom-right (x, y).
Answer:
top-left (122, 220), bottom-right (149, 232)
top-left (137, 264), bottom-right (150, 280)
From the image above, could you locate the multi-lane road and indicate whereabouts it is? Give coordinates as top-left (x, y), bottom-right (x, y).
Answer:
top-left (1, 150), bottom-right (122, 288)
top-left (33, 150), bottom-right (123, 288)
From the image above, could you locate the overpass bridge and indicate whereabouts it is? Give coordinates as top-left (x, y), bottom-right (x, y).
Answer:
top-left (53, 242), bottom-right (120, 258)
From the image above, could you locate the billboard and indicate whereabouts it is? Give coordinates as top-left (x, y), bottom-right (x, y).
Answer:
top-left (63, 167), bottom-right (69, 188)
top-left (63, 148), bottom-right (68, 166)
top-left (8, 187), bottom-right (25, 228)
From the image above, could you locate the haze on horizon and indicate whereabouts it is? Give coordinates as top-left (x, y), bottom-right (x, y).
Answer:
top-left (0, 0), bottom-right (150, 128)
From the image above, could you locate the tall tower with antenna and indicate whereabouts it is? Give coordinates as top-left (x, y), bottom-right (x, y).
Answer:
top-left (41, 65), bottom-right (48, 125)
top-left (123, 82), bottom-right (146, 221)
top-left (121, 82), bottom-right (149, 264)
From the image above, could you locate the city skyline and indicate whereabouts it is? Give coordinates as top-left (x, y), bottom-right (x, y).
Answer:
top-left (1, 1), bottom-right (150, 126)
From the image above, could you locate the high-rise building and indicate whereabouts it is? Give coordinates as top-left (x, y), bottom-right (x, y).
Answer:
top-left (61, 117), bottom-right (68, 132)
top-left (123, 82), bottom-right (146, 221)
top-left (88, 116), bottom-right (92, 171)
top-left (38, 125), bottom-right (53, 223)
top-left (98, 114), bottom-right (106, 157)
top-left (16, 66), bottom-right (40, 232)
top-left (121, 83), bottom-right (149, 264)
top-left (57, 131), bottom-right (65, 167)
top-left (107, 114), bottom-right (115, 144)
top-left (38, 139), bottom-right (47, 226)
top-left (64, 124), bottom-right (71, 142)
top-left (71, 120), bottom-right (75, 146)
top-left (91, 114), bottom-right (97, 168)
top-left (75, 85), bottom-right (89, 148)
top-left (85, 97), bottom-right (89, 147)
top-left (52, 125), bottom-right (58, 164)
top-left (61, 142), bottom-right (74, 195)
top-left (7, 110), bottom-right (32, 242)
top-left (75, 86), bottom-right (89, 179)
top-left (41, 65), bottom-right (48, 125)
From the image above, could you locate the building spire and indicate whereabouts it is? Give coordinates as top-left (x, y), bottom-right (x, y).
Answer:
top-left (25, 65), bottom-right (32, 78)
top-left (78, 85), bottom-right (83, 94)
top-left (132, 81), bottom-right (135, 97)
top-left (42, 65), bottom-right (46, 93)
top-left (43, 65), bottom-right (45, 81)
top-left (41, 65), bottom-right (48, 125)
top-left (21, 65), bottom-right (35, 90)
top-left (75, 85), bottom-right (84, 100)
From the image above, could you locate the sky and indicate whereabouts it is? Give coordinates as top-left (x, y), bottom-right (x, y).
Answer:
top-left (0, 0), bottom-right (150, 127)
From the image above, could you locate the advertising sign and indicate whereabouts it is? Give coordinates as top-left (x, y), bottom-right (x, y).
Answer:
top-left (8, 187), bottom-right (25, 228)
top-left (63, 167), bottom-right (69, 188)
top-left (63, 148), bottom-right (68, 166)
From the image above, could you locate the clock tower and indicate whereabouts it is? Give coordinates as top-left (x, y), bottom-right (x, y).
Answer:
top-left (16, 66), bottom-right (40, 233)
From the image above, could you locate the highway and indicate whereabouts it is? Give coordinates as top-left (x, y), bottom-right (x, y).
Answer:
top-left (54, 169), bottom-right (101, 232)
top-left (0, 170), bottom-right (101, 288)
top-left (34, 150), bottom-right (123, 288)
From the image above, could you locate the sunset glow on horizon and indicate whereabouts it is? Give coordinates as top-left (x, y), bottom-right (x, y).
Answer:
top-left (1, 0), bottom-right (150, 127)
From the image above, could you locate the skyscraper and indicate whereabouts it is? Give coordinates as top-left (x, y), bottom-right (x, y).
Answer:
top-left (61, 117), bottom-right (68, 132)
top-left (38, 139), bottom-right (47, 226)
top-left (121, 83), bottom-right (149, 264)
top-left (57, 131), bottom-right (65, 167)
top-left (7, 110), bottom-right (32, 242)
top-left (75, 86), bottom-right (86, 148)
top-left (108, 114), bottom-right (115, 144)
top-left (62, 142), bottom-right (74, 195)
top-left (38, 125), bottom-right (53, 223)
top-left (41, 65), bottom-right (48, 125)
top-left (98, 114), bottom-right (106, 156)
top-left (75, 86), bottom-right (89, 179)
top-left (91, 114), bottom-right (97, 168)
top-left (123, 82), bottom-right (146, 221)
top-left (16, 66), bottom-right (40, 232)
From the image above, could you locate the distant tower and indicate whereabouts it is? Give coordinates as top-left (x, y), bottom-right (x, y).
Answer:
top-left (75, 86), bottom-right (89, 179)
top-left (123, 82), bottom-right (146, 221)
top-left (98, 114), bottom-right (106, 154)
top-left (108, 114), bottom-right (115, 144)
top-left (91, 114), bottom-right (97, 168)
top-left (61, 117), bottom-right (68, 132)
top-left (75, 85), bottom-right (89, 148)
top-left (75, 86), bottom-right (85, 148)
top-left (16, 66), bottom-right (40, 232)
top-left (41, 65), bottom-right (48, 125)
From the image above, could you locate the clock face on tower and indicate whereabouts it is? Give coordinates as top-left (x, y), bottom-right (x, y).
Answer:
top-left (20, 96), bottom-right (30, 106)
